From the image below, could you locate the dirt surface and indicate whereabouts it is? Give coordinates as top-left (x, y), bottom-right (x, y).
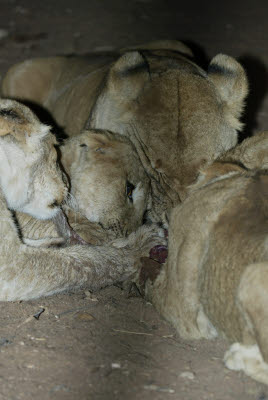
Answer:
top-left (0, 1), bottom-right (268, 399)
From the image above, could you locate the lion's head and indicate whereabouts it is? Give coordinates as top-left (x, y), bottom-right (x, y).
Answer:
top-left (0, 99), bottom-right (68, 220)
top-left (61, 129), bottom-right (151, 236)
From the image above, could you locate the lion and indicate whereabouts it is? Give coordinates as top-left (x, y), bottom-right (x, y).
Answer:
top-left (1, 40), bottom-right (248, 221)
top-left (137, 158), bottom-right (268, 385)
top-left (14, 128), bottom-right (151, 245)
top-left (0, 98), bottom-right (164, 301)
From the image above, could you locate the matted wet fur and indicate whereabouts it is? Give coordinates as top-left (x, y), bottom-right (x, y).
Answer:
top-left (138, 159), bottom-right (268, 385)
top-left (1, 40), bottom-right (248, 221)
top-left (0, 99), bottom-right (164, 301)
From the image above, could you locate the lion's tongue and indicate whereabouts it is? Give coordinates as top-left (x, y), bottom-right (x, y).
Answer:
top-left (53, 210), bottom-right (88, 245)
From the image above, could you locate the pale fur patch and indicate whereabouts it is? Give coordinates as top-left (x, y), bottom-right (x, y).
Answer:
top-left (0, 140), bottom-right (34, 211)
top-left (224, 343), bottom-right (268, 385)
top-left (132, 182), bottom-right (145, 203)
top-left (23, 237), bottom-right (64, 247)
top-left (197, 307), bottom-right (218, 339)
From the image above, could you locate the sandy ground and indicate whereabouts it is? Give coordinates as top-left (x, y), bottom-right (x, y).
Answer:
top-left (0, 0), bottom-right (268, 399)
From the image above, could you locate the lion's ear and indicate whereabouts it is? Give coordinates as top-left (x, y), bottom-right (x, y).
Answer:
top-left (0, 107), bottom-right (27, 139)
top-left (208, 55), bottom-right (248, 130)
top-left (189, 161), bottom-right (246, 192)
top-left (0, 100), bottom-right (48, 142)
top-left (108, 51), bottom-right (150, 99)
top-left (0, 116), bottom-right (14, 136)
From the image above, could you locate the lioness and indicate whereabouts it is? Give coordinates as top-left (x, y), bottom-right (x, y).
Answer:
top-left (1, 40), bottom-right (248, 221)
top-left (0, 99), bottom-right (164, 301)
top-left (138, 159), bottom-right (268, 385)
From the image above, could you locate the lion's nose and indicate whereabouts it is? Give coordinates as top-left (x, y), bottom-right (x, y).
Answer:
top-left (49, 191), bottom-right (66, 208)
top-left (49, 200), bottom-right (61, 208)
top-left (50, 187), bottom-right (68, 207)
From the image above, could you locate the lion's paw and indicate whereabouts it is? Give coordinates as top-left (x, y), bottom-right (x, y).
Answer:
top-left (224, 342), bottom-right (268, 384)
top-left (224, 343), bottom-right (261, 371)
top-left (112, 224), bottom-right (166, 255)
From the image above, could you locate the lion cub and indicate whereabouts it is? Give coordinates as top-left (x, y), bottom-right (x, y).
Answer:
top-left (0, 99), bottom-right (164, 301)
top-left (1, 40), bottom-right (248, 221)
top-left (14, 128), bottom-right (152, 245)
top-left (140, 161), bottom-right (268, 385)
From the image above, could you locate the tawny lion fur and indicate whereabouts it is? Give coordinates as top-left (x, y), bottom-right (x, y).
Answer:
top-left (219, 129), bottom-right (268, 170)
top-left (140, 139), bottom-right (268, 384)
top-left (0, 99), bottom-right (164, 301)
top-left (1, 40), bottom-right (248, 221)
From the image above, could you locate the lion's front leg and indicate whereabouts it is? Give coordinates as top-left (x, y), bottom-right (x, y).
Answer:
top-left (136, 228), bottom-right (214, 341)
top-left (224, 262), bottom-right (268, 385)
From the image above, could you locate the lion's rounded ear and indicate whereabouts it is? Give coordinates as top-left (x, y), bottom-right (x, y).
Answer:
top-left (189, 161), bottom-right (246, 192)
top-left (108, 51), bottom-right (150, 99)
top-left (208, 55), bottom-right (248, 129)
top-left (0, 100), bottom-right (50, 143)
top-left (0, 107), bottom-right (29, 142)
top-left (0, 108), bottom-right (26, 139)
top-left (0, 117), bottom-right (14, 136)
top-left (208, 54), bottom-right (248, 104)
top-left (201, 161), bottom-right (245, 178)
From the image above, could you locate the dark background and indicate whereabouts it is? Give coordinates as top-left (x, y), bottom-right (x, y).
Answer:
top-left (1, 0), bottom-right (268, 137)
